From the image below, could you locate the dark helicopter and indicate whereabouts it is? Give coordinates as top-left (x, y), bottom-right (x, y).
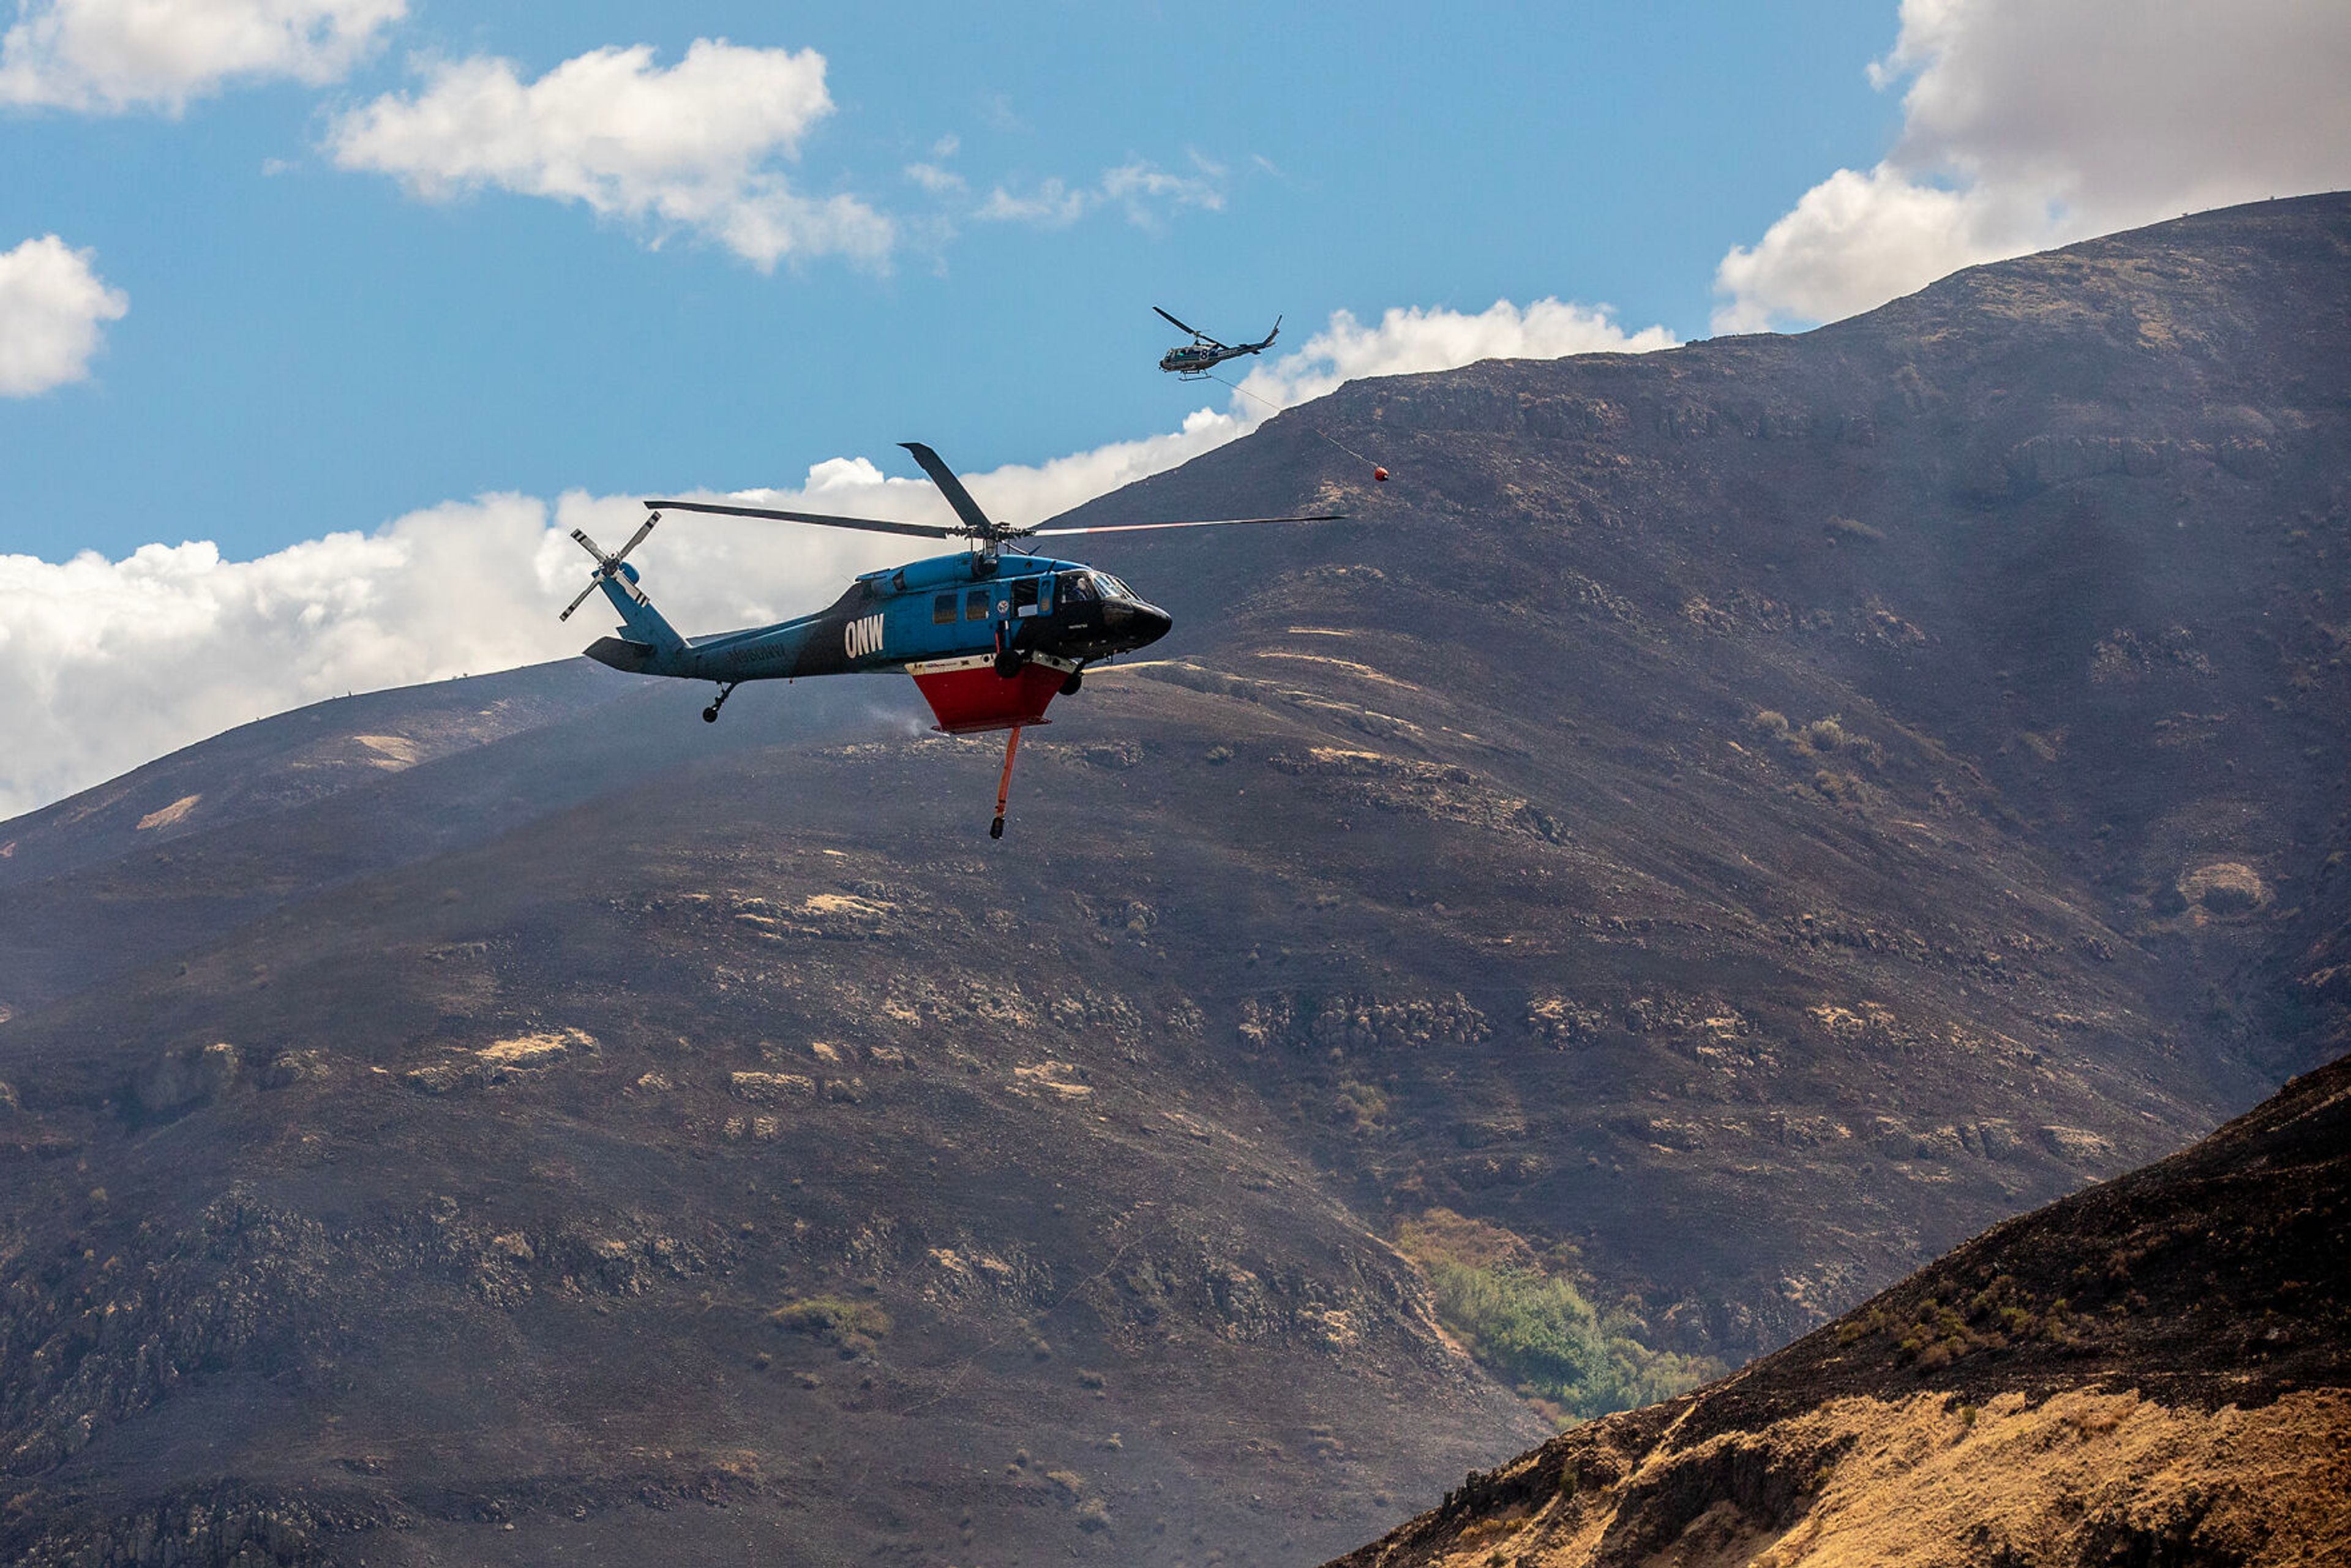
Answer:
top-left (561, 442), bottom-right (1343, 836)
top-left (1155, 306), bottom-right (1280, 378)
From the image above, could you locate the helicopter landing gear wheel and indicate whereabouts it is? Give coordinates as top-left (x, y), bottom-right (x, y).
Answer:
top-left (994, 621), bottom-right (1031, 680)
top-left (703, 681), bottom-right (738, 724)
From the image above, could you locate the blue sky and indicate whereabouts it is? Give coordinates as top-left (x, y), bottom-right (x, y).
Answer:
top-left (2, 0), bottom-right (2345, 816)
top-left (6, 1), bottom-right (1903, 562)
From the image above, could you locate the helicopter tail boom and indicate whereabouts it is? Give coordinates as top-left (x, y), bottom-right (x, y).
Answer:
top-left (564, 521), bottom-right (686, 668)
top-left (579, 572), bottom-right (687, 675)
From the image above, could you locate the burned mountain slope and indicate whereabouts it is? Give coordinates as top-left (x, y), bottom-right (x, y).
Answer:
top-left (1038, 190), bottom-right (2351, 1343)
top-left (1, 195), bottom-right (2348, 1564)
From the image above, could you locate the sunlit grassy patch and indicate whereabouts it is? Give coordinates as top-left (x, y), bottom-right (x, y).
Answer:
top-left (1398, 1209), bottom-right (1718, 1421)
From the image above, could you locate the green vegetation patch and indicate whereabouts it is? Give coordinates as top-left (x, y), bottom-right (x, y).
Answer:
top-left (1397, 1209), bottom-right (1716, 1421)
top-left (770, 1295), bottom-right (893, 1357)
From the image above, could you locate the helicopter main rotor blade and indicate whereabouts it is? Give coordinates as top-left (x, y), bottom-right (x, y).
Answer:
top-left (1025, 512), bottom-right (1349, 537)
top-left (640, 498), bottom-right (958, 539)
top-left (610, 515), bottom-right (658, 563)
top-left (1155, 305), bottom-right (1225, 347)
top-left (558, 577), bottom-right (603, 622)
top-left (898, 443), bottom-right (1000, 538)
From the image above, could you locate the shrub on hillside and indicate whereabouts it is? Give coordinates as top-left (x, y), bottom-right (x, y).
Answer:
top-left (770, 1295), bottom-right (893, 1357)
top-left (1419, 1259), bottom-right (1716, 1420)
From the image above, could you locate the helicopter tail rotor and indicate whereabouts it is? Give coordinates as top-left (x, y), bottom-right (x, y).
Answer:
top-left (560, 511), bottom-right (686, 661)
top-left (560, 515), bottom-right (659, 622)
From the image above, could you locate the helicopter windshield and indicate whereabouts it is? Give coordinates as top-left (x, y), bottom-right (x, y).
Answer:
top-left (1090, 573), bottom-right (1134, 600)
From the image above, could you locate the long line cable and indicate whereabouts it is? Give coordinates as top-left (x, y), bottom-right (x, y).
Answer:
top-left (1206, 370), bottom-right (1386, 476)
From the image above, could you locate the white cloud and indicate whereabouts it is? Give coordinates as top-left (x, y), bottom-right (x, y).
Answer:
top-left (0, 0), bottom-right (402, 113)
top-left (0, 234), bottom-right (129, 396)
top-left (904, 161), bottom-right (964, 195)
top-left (1713, 166), bottom-right (2044, 332)
top-left (327, 39), bottom-right (891, 269)
top-left (976, 177), bottom-right (1088, 226)
top-left (817, 408), bottom-right (1252, 533)
top-left (1100, 157), bottom-right (1224, 226)
top-left (1234, 298), bottom-right (1675, 409)
top-left (0, 489), bottom-right (891, 819)
top-left (0, 296), bottom-right (1671, 817)
top-left (1714, 0), bottom-right (2351, 332)
top-left (978, 156), bottom-right (1224, 229)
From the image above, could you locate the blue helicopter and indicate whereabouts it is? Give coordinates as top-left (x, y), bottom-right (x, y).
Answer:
top-left (1155, 306), bottom-right (1280, 379)
top-left (561, 442), bottom-right (1343, 836)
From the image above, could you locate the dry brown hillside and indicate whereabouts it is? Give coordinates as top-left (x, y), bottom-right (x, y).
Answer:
top-left (1321, 1049), bottom-right (2351, 1568)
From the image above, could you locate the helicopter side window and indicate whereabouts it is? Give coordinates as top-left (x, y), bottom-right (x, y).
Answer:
top-left (1058, 571), bottom-right (1097, 602)
top-left (1011, 578), bottom-right (1040, 617)
top-left (965, 588), bottom-right (989, 621)
top-left (932, 593), bottom-right (957, 625)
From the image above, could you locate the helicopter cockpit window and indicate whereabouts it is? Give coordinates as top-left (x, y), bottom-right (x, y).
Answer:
top-left (932, 593), bottom-right (957, 625)
top-left (965, 588), bottom-right (989, 621)
top-left (1058, 571), bottom-right (1097, 601)
top-left (1093, 574), bottom-right (1133, 600)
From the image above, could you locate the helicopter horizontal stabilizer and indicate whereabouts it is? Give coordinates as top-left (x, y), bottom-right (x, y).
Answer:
top-left (583, 636), bottom-right (659, 673)
top-left (907, 653), bottom-right (1076, 734)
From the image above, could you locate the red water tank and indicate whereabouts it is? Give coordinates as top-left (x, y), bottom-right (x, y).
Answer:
top-left (1373, 467), bottom-right (1389, 482)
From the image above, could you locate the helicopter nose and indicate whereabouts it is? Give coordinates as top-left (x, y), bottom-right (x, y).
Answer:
top-left (1104, 600), bottom-right (1172, 650)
